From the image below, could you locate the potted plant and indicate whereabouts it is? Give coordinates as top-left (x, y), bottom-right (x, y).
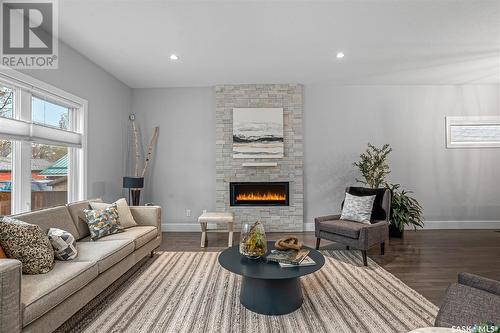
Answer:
top-left (353, 143), bottom-right (424, 237)
top-left (385, 183), bottom-right (424, 238)
top-left (353, 143), bottom-right (392, 189)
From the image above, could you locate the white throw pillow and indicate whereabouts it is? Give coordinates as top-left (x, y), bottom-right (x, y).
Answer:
top-left (48, 228), bottom-right (78, 260)
top-left (340, 193), bottom-right (376, 224)
top-left (90, 198), bottom-right (138, 228)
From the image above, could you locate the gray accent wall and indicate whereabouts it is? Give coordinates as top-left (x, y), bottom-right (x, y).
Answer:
top-left (21, 42), bottom-right (132, 202)
top-left (132, 84), bottom-right (500, 229)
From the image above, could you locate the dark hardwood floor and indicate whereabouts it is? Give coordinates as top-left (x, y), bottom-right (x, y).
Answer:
top-left (159, 229), bottom-right (500, 306)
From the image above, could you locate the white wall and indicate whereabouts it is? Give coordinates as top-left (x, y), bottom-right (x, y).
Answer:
top-left (132, 84), bottom-right (500, 229)
top-left (21, 42), bottom-right (132, 202)
top-left (304, 85), bottom-right (500, 228)
top-left (132, 88), bottom-right (215, 225)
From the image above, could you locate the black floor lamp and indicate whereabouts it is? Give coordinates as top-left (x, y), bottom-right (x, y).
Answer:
top-left (123, 176), bottom-right (144, 206)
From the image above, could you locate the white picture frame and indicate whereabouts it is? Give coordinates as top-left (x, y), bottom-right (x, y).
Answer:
top-left (445, 116), bottom-right (500, 148)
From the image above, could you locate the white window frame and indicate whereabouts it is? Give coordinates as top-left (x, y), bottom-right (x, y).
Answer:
top-left (446, 116), bottom-right (500, 149)
top-left (0, 68), bottom-right (87, 213)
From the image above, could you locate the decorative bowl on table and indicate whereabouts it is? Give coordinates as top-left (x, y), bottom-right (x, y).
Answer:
top-left (239, 221), bottom-right (267, 259)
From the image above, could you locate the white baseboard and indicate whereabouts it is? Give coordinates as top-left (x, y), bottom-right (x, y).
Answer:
top-left (304, 223), bottom-right (315, 231)
top-left (163, 221), bottom-right (500, 232)
top-left (417, 220), bottom-right (500, 229)
top-left (304, 220), bottom-right (500, 232)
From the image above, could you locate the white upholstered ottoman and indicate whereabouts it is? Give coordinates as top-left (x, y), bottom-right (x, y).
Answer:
top-left (198, 212), bottom-right (235, 248)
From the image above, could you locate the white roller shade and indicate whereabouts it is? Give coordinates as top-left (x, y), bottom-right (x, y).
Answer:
top-left (0, 117), bottom-right (30, 140)
top-left (0, 117), bottom-right (82, 147)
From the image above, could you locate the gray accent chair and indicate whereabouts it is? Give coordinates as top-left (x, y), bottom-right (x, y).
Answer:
top-left (315, 187), bottom-right (391, 266)
top-left (435, 272), bottom-right (500, 327)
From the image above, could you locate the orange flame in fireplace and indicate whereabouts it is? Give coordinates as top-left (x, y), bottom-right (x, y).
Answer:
top-left (236, 192), bottom-right (286, 201)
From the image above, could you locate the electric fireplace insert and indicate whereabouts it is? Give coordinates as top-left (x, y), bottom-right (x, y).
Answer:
top-left (230, 182), bottom-right (289, 206)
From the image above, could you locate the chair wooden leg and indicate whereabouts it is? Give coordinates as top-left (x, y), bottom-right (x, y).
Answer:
top-left (362, 250), bottom-right (367, 266)
top-left (200, 222), bottom-right (207, 248)
top-left (346, 246), bottom-right (350, 250)
top-left (150, 250), bottom-right (154, 258)
top-left (315, 238), bottom-right (321, 250)
top-left (380, 242), bottom-right (385, 255)
top-left (228, 222), bottom-right (234, 247)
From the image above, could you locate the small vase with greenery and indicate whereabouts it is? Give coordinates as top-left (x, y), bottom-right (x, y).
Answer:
top-left (353, 143), bottom-right (424, 236)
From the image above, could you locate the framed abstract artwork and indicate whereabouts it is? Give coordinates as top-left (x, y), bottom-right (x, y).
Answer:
top-left (233, 108), bottom-right (284, 158)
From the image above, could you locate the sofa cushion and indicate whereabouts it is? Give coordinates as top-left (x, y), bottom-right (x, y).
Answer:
top-left (346, 187), bottom-right (388, 222)
top-left (318, 219), bottom-right (367, 239)
top-left (21, 261), bottom-right (98, 326)
top-left (340, 193), bottom-right (375, 224)
top-left (81, 226), bottom-right (157, 250)
top-left (83, 204), bottom-right (123, 241)
top-left (0, 217), bottom-right (55, 274)
top-left (48, 228), bottom-right (78, 261)
top-left (66, 199), bottom-right (103, 240)
top-left (11, 206), bottom-right (79, 239)
top-left (74, 239), bottom-right (134, 273)
top-left (90, 198), bottom-right (138, 228)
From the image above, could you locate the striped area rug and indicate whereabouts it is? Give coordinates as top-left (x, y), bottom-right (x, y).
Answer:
top-left (57, 251), bottom-right (438, 333)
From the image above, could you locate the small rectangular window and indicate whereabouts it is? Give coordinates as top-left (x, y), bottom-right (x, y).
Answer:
top-left (32, 96), bottom-right (70, 130)
top-left (0, 85), bottom-right (14, 119)
top-left (446, 116), bottom-right (500, 148)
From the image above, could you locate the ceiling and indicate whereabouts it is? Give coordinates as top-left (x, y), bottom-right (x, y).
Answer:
top-left (58, 0), bottom-right (500, 88)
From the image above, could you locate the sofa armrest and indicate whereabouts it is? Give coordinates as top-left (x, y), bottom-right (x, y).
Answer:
top-left (314, 214), bottom-right (341, 237)
top-left (130, 206), bottom-right (161, 231)
top-left (314, 214), bottom-right (341, 224)
top-left (458, 272), bottom-right (500, 296)
top-left (359, 220), bottom-right (389, 248)
top-left (0, 259), bottom-right (22, 333)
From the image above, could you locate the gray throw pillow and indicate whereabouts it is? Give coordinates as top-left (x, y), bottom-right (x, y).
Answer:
top-left (48, 228), bottom-right (78, 260)
top-left (340, 192), bottom-right (376, 224)
top-left (0, 217), bottom-right (55, 274)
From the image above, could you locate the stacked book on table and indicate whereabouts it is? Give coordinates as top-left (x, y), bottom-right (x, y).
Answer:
top-left (266, 249), bottom-right (316, 267)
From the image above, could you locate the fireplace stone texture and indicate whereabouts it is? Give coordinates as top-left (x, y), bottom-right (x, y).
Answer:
top-left (215, 84), bottom-right (304, 232)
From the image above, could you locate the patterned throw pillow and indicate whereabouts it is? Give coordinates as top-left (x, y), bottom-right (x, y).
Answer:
top-left (48, 228), bottom-right (78, 260)
top-left (83, 204), bottom-right (123, 241)
top-left (0, 244), bottom-right (6, 258)
top-left (340, 193), bottom-right (376, 224)
top-left (90, 198), bottom-right (138, 228)
top-left (0, 217), bottom-right (55, 274)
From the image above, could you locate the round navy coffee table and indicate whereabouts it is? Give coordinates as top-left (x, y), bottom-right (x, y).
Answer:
top-left (218, 241), bottom-right (325, 315)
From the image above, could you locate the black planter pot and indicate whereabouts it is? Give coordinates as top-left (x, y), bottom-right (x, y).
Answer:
top-left (389, 224), bottom-right (404, 238)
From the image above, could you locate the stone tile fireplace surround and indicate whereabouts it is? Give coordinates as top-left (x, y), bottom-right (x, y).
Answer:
top-left (215, 84), bottom-right (304, 232)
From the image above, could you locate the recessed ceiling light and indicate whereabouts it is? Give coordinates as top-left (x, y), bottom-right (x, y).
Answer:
top-left (336, 52), bottom-right (345, 59)
top-left (170, 54), bottom-right (179, 61)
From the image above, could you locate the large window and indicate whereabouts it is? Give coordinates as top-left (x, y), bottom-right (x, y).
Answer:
top-left (0, 85), bottom-right (14, 119)
top-left (0, 71), bottom-right (87, 215)
top-left (0, 140), bottom-right (11, 215)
